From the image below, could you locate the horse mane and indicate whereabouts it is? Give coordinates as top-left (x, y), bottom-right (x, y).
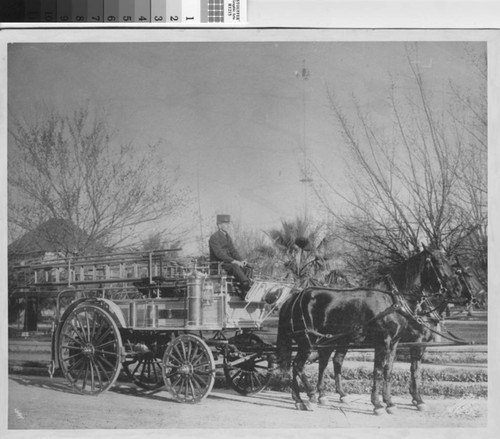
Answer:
top-left (387, 250), bottom-right (427, 294)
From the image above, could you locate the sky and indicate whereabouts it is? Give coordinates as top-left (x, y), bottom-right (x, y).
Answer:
top-left (7, 38), bottom-right (486, 254)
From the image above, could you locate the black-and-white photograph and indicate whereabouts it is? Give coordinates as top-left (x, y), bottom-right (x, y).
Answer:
top-left (2, 26), bottom-right (497, 438)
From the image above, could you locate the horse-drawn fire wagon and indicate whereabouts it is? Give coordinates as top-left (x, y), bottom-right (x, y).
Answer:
top-left (9, 247), bottom-right (481, 413)
top-left (9, 249), bottom-right (293, 403)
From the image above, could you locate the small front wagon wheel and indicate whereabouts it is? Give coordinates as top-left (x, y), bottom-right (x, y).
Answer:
top-left (162, 334), bottom-right (215, 403)
top-left (224, 333), bottom-right (273, 395)
top-left (123, 349), bottom-right (164, 391)
top-left (58, 304), bottom-right (122, 395)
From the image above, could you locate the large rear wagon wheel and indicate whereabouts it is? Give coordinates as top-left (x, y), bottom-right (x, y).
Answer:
top-left (58, 304), bottom-right (122, 395)
top-left (162, 334), bottom-right (215, 403)
top-left (224, 333), bottom-right (273, 395)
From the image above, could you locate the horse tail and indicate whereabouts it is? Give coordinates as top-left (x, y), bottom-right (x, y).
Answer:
top-left (275, 295), bottom-right (295, 373)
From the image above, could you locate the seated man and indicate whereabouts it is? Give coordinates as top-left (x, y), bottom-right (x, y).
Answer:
top-left (209, 214), bottom-right (251, 298)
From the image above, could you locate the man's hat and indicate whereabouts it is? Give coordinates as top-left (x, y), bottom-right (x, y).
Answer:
top-left (216, 214), bottom-right (231, 224)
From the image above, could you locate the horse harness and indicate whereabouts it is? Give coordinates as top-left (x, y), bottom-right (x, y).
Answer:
top-left (286, 267), bottom-right (468, 350)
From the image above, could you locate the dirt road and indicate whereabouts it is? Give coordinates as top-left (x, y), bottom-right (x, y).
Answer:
top-left (7, 374), bottom-right (488, 434)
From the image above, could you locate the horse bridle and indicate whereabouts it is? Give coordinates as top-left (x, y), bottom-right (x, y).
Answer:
top-left (454, 267), bottom-right (479, 308)
top-left (419, 255), bottom-right (473, 319)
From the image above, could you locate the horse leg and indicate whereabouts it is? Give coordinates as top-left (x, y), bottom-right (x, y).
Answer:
top-left (371, 344), bottom-right (388, 415)
top-left (317, 347), bottom-right (334, 406)
top-left (333, 349), bottom-right (348, 402)
top-left (292, 347), bottom-right (315, 410)
top-left (382, 343), bottom-right (398, 414)
top-left (409, 346), bottom-right (427, 411)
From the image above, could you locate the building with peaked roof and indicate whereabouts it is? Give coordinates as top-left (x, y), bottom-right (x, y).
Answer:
top-left (8, 218), bottom-right (107, 264)
top-left (8, 219), bottom-right (108, 334)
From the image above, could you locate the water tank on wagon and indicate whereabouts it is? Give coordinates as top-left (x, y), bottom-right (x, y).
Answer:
top-left (186, 271), bottom-right (225, 329)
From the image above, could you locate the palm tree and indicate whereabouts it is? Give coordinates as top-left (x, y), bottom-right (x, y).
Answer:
top-left (266, 217), bottom-right (331, 287)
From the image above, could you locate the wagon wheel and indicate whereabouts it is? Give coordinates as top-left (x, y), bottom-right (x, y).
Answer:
top-left (122, 342), bottom-right (165, 391)
top-left (162, 334), bottom-right (216, 403)
top-left (224, 333), bottom-right (273, 395)
top-left (58, 304), bottom-right (122, 395)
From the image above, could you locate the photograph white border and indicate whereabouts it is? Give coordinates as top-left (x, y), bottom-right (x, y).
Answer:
top-left (1, 3), bottom-right (499, 438)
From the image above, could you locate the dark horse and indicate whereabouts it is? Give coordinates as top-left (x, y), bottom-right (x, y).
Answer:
top-left (276, 249), bottom-right (464, 414)
top-left (327, 251), bottom-right (475, 413)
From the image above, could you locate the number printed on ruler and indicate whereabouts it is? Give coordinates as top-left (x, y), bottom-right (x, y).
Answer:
top-left (38, 0), bottom-right (247, 23)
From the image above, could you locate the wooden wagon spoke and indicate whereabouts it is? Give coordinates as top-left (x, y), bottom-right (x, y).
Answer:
top-left (94, 352), bottom-right (118, 370)
top-left (88, 358), bottom-right (96, 391)
top-left (184, 378), bottom-right (190, 400)
top-left (150, 362), bottom-right (160, 384)
top-left (192, 361), bottom-right (212, 371)
top-left (60, 341), bottom-right (83, 351)
top-left (60, 349), bottom-right (83, 363)
top-left (191, 373), bottom-right (207, 389)
top-left (69, 319), bottom-right (86, 343)
top-left (90, 358), bottom-right (104, 389)
top-left (251, 371), bottom-right (263, 389)
top-left (164, 353), bottom-right (183, 367)
top-left (93, 357), bottom-right (112, 382)
top-left (190, 350), bottom-right (207, 367)
top-left (163, 370), bottom-right (180, 379)
top-left (85, 310), bottom-right (92, 343)
top-left (73, 313), bottom-right (88, 341)
top-left (81, 362), bottom-right (90, 391)
top-left (93, 326), bottom-right (114, 347)
top-left (94, 339), bottom-right (118, 350)
top-left (61, 332), bottom-right (85, 347)
top-left (171, 344), bottom-right (185, 362)
top-left (188, 378), bottom-right (198, 398)
top-left (90, 310), bottom-right (98, 342)
top-left (65, 355), bottom-right (86, 373)
top-left (252, 363), bottom-right (268, 370)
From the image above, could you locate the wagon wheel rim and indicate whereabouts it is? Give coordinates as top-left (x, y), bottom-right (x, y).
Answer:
top-left (224, 333), bottom-right (273, 395)
top-left (58, 304), bottom-right (122, 395)
top-left (122, 345), bottom-right (165, 390)
top-left (162, 334), bottom-right (215, 403)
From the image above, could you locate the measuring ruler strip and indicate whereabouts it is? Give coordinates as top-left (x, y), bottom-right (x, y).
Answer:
top-left (32, 0), bottom-right (246, 23)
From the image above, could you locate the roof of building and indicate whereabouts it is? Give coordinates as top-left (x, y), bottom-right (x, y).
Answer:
top-left (8, 218), bottom-right (106, 258)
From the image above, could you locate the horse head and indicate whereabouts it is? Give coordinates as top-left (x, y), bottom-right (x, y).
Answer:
top-left (388, 248), bottom-right (463, 317)
top-left (452, 257), bottom-right (487, 309)
top-left (420, 248), bottom-right (464, 307)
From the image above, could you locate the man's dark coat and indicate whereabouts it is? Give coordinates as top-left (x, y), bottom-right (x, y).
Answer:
top-left (209, 230), bottom-right (242, 263)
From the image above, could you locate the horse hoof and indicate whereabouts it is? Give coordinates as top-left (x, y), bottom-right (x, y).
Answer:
top-left (416, 403), bottom-right (427, 411)
top-left (304, 401), bottom-right (314, 411)
top-left (386, 405), bottom-right (398, 415)
top-left (339, 396), bottom-right (348, 403)
top-left (295, 402), bottom-right (313, 411)
top-left (318, 397), bottom-right (329, 406)
top-left (373, 407), bottom-right (386, 416)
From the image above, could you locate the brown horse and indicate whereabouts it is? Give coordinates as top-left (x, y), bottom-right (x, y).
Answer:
top-left (329, 250), bottom-right (473, 412)
top-left (276, 249), bottom-right (463, 414)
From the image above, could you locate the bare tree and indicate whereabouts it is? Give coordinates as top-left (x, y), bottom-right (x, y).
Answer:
top-left (316, 43), bottom-right (487, 276)
top-left (9, 105), bottom-right (191, 253)
top-left (448, 45), bottom-right (488, 270)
